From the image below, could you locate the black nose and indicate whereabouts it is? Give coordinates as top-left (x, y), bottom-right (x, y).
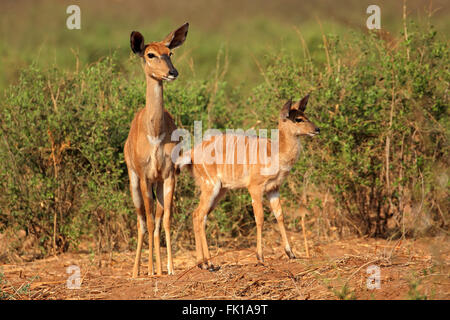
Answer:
top-left (315, 128), bottom-right (320, 134)
top-left (169, 69), bottom-right (178, 77)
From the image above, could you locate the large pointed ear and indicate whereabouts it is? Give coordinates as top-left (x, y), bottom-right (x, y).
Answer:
top-left (280, 99), bottom-right (293, 120)
top-left (163, 23), bottom-right (189, 49)
top-left (292, 94), bottom-right (310, 112)
top-left (130, 31), bottom-right (145, 56)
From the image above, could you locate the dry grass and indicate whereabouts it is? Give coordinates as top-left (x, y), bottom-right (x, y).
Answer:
top-left (1, 230), bottom-right (448, 300)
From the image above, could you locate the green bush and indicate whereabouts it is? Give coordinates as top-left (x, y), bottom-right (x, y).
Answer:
top-left (0, 55), bottom-right (229, 255)
top-left (248, 25), bottom-right (449, 237)
top-left (0, 23), bottom-right (448, 258)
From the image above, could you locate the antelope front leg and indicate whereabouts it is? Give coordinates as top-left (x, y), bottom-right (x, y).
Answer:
top-left (163, 175), bottom-right (175, 275)
top-left (129, 170), bottom-right (146, 278)
top-left (140, 180), bottom-right (155, 276)
top-left (154, 182), bottom-right (164, 276)
top-left (267, 190), bottom-right (296, 259)
top-left (132, 209), bottom-right (146, 278)
top-left (249, 187), bottom-right (264, 263)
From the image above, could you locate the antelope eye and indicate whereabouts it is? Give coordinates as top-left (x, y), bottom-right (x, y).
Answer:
top-left (295, 118), bottom-right (304, 123)
top-left (169, 52), bottom-right (173, 57)
top-left (147, 53), bottom-right (156, 59)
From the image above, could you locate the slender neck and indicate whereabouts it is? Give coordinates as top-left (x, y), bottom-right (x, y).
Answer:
top-left (278, 121), bottom-right (301, 165)
top-left (144, 75), bottom-right (164, 136)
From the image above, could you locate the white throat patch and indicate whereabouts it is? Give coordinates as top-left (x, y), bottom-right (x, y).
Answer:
top-left (154, 83), bottom-right (161, 98)
top-left (147, 133), bottom-right (165, 146)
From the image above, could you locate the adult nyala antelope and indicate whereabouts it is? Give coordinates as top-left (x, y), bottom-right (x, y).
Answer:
top-left (124, 23), bottom-right (189, 277)
top-left (177, 95), bottom-right (319, 270)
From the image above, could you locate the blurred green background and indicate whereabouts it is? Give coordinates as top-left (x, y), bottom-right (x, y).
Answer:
top-left (1, 0), bottom-right (449, 92)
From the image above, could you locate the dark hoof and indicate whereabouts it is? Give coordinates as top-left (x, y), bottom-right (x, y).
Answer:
top-left (207, 264), bottom-right (221, 272)
top-left (284, 246), bottom-right (297, 259)
top-left (255, 256), bottom-right (265, 267)
top-left (197, 262), bottom-right (208, 270)
top-left (256, 253), bottom-right (264, 264)
top-left (287, 252), bottom-right (297, 259)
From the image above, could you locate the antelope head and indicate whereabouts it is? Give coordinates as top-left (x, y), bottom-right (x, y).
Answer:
top-left (280, 95), bottom-right (320, 137)
top-left (130, 23), bottom-right (189, 82)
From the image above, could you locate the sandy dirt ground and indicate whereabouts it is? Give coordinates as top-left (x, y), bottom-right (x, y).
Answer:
top-left (1, 230), bottom-right (449, 300)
